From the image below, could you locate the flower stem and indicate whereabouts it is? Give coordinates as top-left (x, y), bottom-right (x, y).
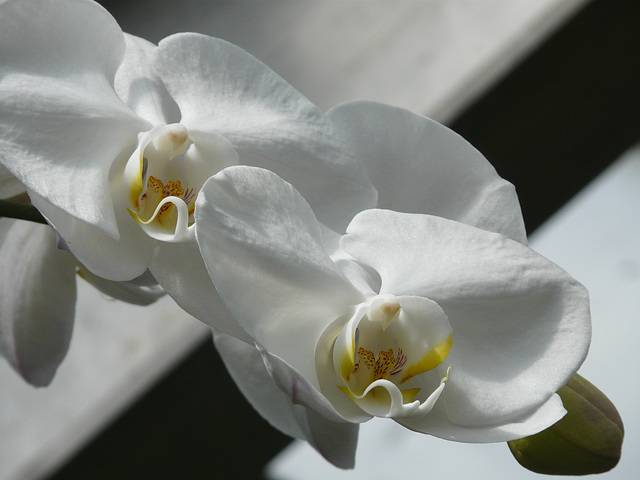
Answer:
top-left (0, 199), bottom-right (47, 225)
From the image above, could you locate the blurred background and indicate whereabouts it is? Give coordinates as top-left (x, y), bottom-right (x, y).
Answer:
top-left (1, 0), bottom-right (638, 478)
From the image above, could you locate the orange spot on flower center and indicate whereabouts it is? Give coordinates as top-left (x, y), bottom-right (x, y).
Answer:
top-left (356, 346), bottom-right (407, 381)
top-left (380, 302), bottom-right (400, 317)
top-left (152, 176), bottom-right (184, 213)
top-left (138, 175), bottom-right (187, 226)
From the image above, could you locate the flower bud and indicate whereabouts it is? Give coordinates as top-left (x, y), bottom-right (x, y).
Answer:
top-left (508, 373), bottom-right (623, 475)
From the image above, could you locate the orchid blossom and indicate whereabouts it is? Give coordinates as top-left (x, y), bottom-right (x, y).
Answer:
top-left (196, 102), bottom-right (572, 467)
top-left (0, 0), bottom-right (375, 336)
top-left (195, 165), bottom-right (590, 468)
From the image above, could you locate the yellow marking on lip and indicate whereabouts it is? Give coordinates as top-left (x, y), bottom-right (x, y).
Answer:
top-left (147, 175), bottom-right (163, 194)
top-left (337, 385), bottom-right (356, 401)
top-left (358, 347), bottom-right (376, 368)
top-left (340, 350), bottom-right (356, 381)
top-left (132, 175), bottom-right (186, 226)
top-left (401, 334), bottom-right (452, 384)
top-left (129, 154), bottom-right (145, 207)
top-left (158, 179), bottom-right (184, 215)
top-left (338, 329), bottom-right (357, 381)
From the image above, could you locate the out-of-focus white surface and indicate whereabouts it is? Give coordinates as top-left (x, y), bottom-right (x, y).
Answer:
top-left (267, 146), bottom-right (640, 480)
top-left (0, 1), bottom-right (589, 479)
top-left (129, 0), bottom-right (586, 123)
top-left (0, 289), bottom-right (210, 480)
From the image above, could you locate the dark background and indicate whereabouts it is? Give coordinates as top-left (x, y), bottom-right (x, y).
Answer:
top-left (49, 0), bottom-right (640, 478)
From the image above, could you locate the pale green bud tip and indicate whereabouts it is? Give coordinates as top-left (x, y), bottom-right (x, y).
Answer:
top-left (508, 373), bottom-right (623, 475)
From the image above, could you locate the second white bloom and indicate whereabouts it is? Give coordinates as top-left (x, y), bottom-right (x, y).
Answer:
top-left (195, 166), bottom-right (591, 467)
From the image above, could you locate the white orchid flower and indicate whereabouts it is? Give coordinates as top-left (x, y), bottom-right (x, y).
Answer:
top-left (200, 102), bottom-right (550, 466)
top-left (195, 166), bottom-right (590, 468)
top-left (0, 0), bottom-right (374, 336)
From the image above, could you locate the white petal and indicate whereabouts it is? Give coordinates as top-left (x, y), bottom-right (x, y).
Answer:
top-left (342, 210), bottom-right (590, 427)
top-left (261, 347), bottom-right (360, 468)
top-left (213, 331), bottom-right (306, 439)
top-left (328, 101), bottom-right (527, 243)
top-left (196, 166), bottom-right (364, 385)
top-left (154, 33), bottom-right (376, 232)
top-left (298, 407), bottom-right (359, 469)
top-left (398, 392), bottom-right (566, 443)
top-left (0, 0), bottom-right (150, 237)
top-left (77, 266), bottom-right (165, 306)
top-left (149, 241), bottom-right (251, 342)
top-left (115, 34), bottom-right (180, 126)
top-left (30, 191), bottom-right (154, 281)
top-left (260, 346), bottom-right (350, 425)
top-left (331, 249), bottom-right (380, 296)
top-left (214, 331), bottom-right (359, 469)
top-left (186, 130), bottom-right (240, 189)
top-left (0, 220), bottom-right (76, 386)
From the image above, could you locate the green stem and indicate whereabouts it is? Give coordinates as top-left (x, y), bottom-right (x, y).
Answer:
top-left (0, 199), bottom-right (47, 225)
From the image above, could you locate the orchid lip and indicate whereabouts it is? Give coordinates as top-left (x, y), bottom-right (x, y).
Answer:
top-left (123, 123), bottom-right (239, 242)
top-left (330, 294), bottom-right (453, 419)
